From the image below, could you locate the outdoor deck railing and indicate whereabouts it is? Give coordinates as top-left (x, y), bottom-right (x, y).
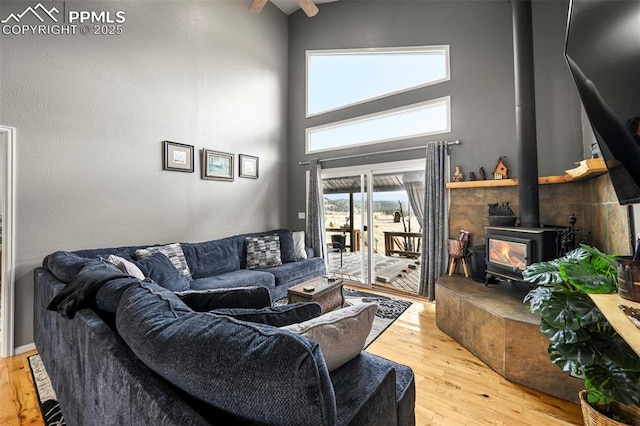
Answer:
top-left (383, 231), bottom-right (422, 258)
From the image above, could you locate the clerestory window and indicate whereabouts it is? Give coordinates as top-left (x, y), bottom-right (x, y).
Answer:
top-left (306, 45), bottom-right (450, 117)
top-left (306, 97), bottom-right (451, 154)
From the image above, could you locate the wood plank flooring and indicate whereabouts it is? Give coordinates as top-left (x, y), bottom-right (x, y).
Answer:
top-left (364, 290), bottom-right (584, 425)
top-left (0, 349), bottom-right (42, 426)
top-left (0, 291), bottom-right (583, 425)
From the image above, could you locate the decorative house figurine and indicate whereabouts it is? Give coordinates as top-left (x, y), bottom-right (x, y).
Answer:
top-left (493, 157), bottom-right (509, 179)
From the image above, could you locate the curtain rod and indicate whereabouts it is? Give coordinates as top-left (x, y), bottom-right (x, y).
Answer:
top-left (297, 140), bottom-right (460, 165)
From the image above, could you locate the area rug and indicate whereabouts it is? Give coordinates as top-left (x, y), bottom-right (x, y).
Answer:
top-left (342, 288), bottom-right (412, 347)
top-left (27, 354), bottom-right (65, 426)
top-left (275, 288), bottom-right (412, 347)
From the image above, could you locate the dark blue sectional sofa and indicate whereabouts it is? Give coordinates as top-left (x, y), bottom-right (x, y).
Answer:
top-left (33, 229), bottom-right (416, 425)
top-left (69, 229), bottom-right (326, 301)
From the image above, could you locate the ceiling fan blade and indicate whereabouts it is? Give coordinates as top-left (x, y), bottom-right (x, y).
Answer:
top-left (248, 0), bottom-right (269, 13)
top-left (296, 0), bottom-right (319, 17)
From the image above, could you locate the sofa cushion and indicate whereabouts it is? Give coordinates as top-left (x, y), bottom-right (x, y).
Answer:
top-left (180, 237), bottom-right (239, 279)
top-left (107, 255), bottom-right (145, 280)
top-left (174, 286), bottom-right (271, 311)
top-left (274, 230), bottom-right (297, 263)
top-left (283, 302), bottom-right (377, 372)
top-left (258, 257), bottom-right (326, 287)
top-left (116, 280), bottom-right (338, 425)
top-left (95, 277), bottom-right (141, 313)
top-left (134, 253), bottom-right (190, 292)
top-left (189, 269), bottom-right (275, 292)
top-left (245, 236), bottom-right (282, 269)
top-left (44, 251), bottom-right (96, 283)
top-left (212, 302), bottom-right (322, 327)
top-left (134, 243), bottom-right (192, 280)
top-left (293, 231), bottom-right (308, 260)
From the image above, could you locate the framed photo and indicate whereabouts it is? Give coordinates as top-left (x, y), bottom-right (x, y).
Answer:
top-left (201, 149), bottom-right (234, 181)
top-left (163, 141), bottom-right (194, 173)
top-left (239, 154), bottom-right (259, 179)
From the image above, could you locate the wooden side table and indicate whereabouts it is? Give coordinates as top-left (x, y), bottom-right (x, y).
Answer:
top-left (288, 277), bottom-right (344, 314)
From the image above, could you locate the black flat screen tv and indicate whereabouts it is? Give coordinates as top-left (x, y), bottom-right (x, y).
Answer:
top-left (564, 0), bottom-right (640, 205)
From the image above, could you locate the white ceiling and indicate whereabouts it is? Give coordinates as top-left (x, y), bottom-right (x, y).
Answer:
top-left (270, 0), bottom-right (340, 15)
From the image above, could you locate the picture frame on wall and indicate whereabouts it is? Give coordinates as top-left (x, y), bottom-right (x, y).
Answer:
top-left (239, 154), bottom-right (259, 179)
top-left (163, 141), bottom-right (194, 173)
top-left (201, 149), bottom-right (234, 181)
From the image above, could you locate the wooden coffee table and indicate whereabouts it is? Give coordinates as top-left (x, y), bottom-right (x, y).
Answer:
top-left (288, 277), bottom-right (344, 314)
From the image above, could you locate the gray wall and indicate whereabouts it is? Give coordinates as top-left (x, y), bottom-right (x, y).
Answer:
top-left (0, 1), bottom-right (288, 348)
top-left (287, 0), bottom-right (582, 229)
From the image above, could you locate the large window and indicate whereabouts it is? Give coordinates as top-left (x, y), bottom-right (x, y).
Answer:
top-left (306, 97), bottom-right (450, 154)
top-left (306, 46), bottom-right (450, 117)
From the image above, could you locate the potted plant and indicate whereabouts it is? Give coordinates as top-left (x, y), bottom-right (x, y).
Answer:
top-left (523, 245), bottom-right (640, 425)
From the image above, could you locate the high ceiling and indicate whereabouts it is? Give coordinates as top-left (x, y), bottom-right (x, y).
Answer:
top-left (270, 0), bottom-right (339, 15)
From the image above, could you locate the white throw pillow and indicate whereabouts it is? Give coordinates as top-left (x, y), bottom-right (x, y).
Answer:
top-left (292, 231), bottom-right (307, 260)
top-left (134, 243), bottom-right (192, 280)
top-left (282, 302), bottom-right (377, 371)
top-left (107, 255), bottom-right (145, 280)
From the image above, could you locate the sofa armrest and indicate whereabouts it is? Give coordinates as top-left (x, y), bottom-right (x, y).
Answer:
top-left (331, 354), bottom-right (399, 426)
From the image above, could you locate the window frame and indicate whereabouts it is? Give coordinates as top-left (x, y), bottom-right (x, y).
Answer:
top-left (305, 45), bottom-right (451, 118)
top-left (305, 96), bottom-right (451, 154)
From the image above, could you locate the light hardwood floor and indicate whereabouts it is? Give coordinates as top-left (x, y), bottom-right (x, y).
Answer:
top-left (0, 290), bottom-right (583, 425)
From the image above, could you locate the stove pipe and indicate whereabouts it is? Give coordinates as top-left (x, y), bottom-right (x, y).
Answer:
top-left (512, 0), bottom-right (540, 228)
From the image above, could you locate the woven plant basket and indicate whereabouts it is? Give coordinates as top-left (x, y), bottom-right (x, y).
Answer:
top-left (580, 390), bottom-right (640, 426)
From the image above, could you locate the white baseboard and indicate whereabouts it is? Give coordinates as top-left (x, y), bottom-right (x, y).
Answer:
top-left (14, 343), bottom-right (36, 355)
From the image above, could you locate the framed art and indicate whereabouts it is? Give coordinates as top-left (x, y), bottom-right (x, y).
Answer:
top-left (163, 141), bottom-right (194, 173)
top-left (239, 154), bottom-right (259, 179)
top-left (201, 149), bottom-right (234, 181)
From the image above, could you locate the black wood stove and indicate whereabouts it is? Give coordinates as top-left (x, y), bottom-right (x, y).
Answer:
top-left (485, 226), bottom-right (558, 283)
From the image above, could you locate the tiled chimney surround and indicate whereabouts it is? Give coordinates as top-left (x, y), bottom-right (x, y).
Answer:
top-left (448, 174), bottom-right (631, 256)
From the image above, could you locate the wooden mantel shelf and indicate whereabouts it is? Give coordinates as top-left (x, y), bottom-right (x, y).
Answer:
top-left (446, 158), bottom-right (607, 189)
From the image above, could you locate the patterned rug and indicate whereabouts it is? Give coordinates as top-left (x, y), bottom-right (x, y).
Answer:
top-left (342, 288), bottom-right (412, 347)
top-left (275, 288), bottom-right (412, 347)
top-left (28, 354), bottom-right (65, 426)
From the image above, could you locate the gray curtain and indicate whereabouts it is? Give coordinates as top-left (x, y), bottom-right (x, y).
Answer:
top-left (306, 159), bottom-right (327, 263)
top-left (403, 172), bottom-right (425, 229)
top-left (419, 142), bottom-right (448, 300)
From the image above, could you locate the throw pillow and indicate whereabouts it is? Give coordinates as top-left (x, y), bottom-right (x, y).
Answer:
top-left (134, 252), bottom-right (190, 292)
top-left (282, 302), bottom-right (378, 372)
top-left (174, 286), bottom-right (271, 311)
top-left (292, 231), bottom-right (307, 260)
top-left (274, 230), bottom-right (297, 263)
top-left (134, 243), bottom-right (192, 280)
top-left (107, 254), bottom-right (145, 280)
top-left (245, 236), bottom-right (282, 270)
top-left (212, 302), bottom-right (322, 327)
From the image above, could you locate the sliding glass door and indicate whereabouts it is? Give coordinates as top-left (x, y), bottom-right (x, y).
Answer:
top-left (322, 160), bottom-right (423, 293)
top-left (323, 173), bottom-right (369, 285)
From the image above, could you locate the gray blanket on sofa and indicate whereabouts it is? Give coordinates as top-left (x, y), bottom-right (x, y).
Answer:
top-left (47, 260), bottom-right (136, 319)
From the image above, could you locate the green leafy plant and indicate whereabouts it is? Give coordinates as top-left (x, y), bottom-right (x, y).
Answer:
top-left (523, 245), bottom-right (640, 410)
